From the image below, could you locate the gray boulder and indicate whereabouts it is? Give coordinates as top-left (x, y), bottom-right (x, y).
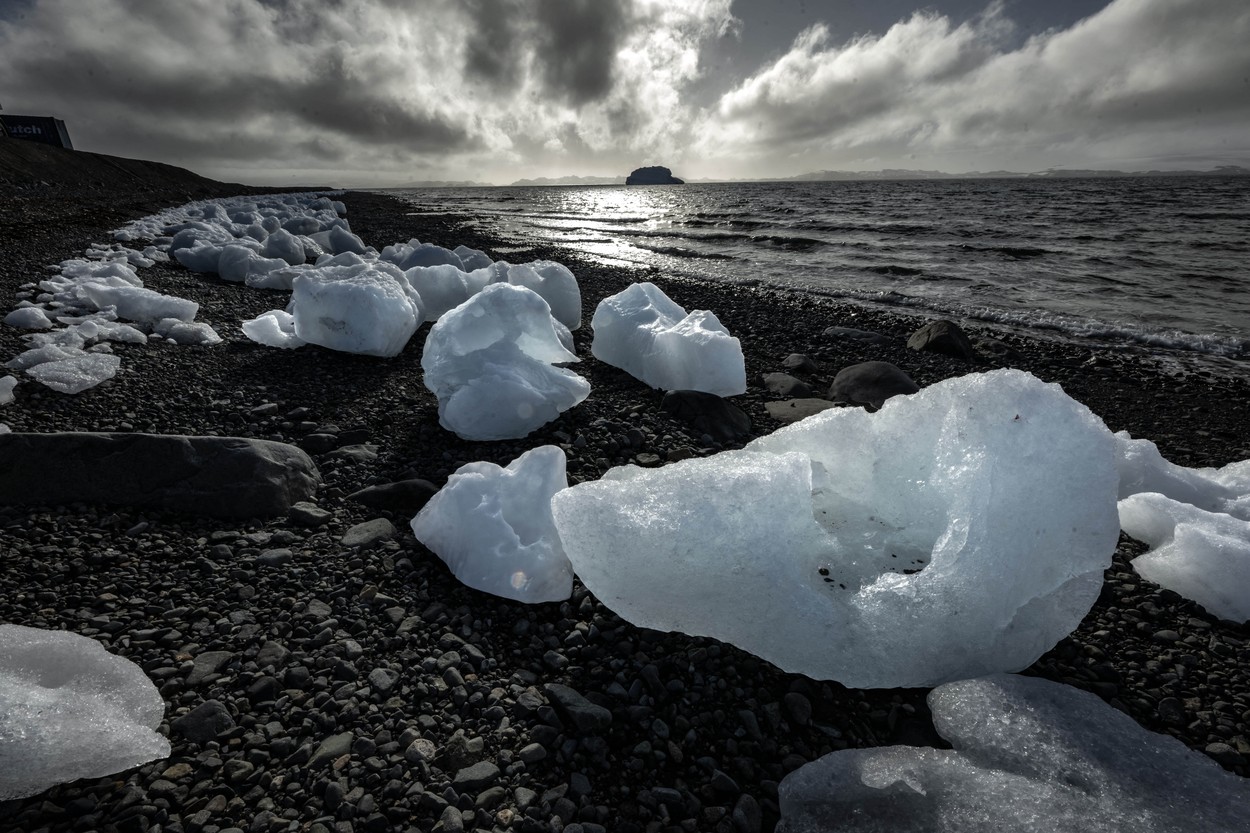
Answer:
top-left (765, 399), bottom-right (839, 424)
top-left (0, 433), bottom-right (319, 518)
top-left (824, 326), bottom-right (892, 347)
top-left (907, 319), bottom-right (978, 361)
top-left (762, 372), bottom-right (814, 398)
top-left (347, 479), bottom-right (438, 513)
top-left (828, 361), bottom-right (920, 410)
top-left (660, 390), bottom-right (751, 443)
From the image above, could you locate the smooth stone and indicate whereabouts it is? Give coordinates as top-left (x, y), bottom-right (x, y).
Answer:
top-left (0, 433), bottom-right (320, 518)
top-left (660, 390), bottom-right (751, 443)
top-left (347, 479), bottom-right (439, 513)
top-left (544, 683), bottom-right (613, 735)
top-left (341, 518), bottom-right (396, 549)
top-left (762, 372), bottom-right (814, 398)
top-left (452, 761), bottom-right (500, 793)
top-left (907, 319), bottom-right (979, 362)
top-left (823, 326), bottom-right (891, 346)
top-left (172, 699), bottom-right (235, 744)
top-left (186, 651), bottom-right (234, 685)
top-left (289, 501), bottom-right (332, 526)
top-left (765, 399), bottom-right (839, 424)
top-left (309, 732), bottom-right (354, 767)
top-left (828, 361), bottom-right (920, 410)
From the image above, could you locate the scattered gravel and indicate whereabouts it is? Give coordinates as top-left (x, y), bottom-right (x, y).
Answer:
top-left (1, 185), bottom-right (1248, 833)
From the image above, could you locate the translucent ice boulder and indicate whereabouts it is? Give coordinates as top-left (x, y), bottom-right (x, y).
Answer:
top-left (25, 352), bottom-right (121, 393)
top-left (288, 263), bottom-right (423, 357)
top-left (242, 310), bottom-right (306, 349)
top-left (0, 624), bottom-right (170, 800)
top-left (404, 264), bottom-right (478, 321)
top-left (411, 445), bottom-right (573, 603)
top-left (80, 284), bottom-right (198, 325)
top-left (590, 282), bottom-right (745, 396)
top-left (551, 369), bottom-right (1120, 688)
top-left (422, 283), bottom-right (590, 441)
top-left (496, 261), bottom-right (582, 330)
top-left (0, 375), bottom-right (16, 405)
top-left (777, 674), bottom-right (1250, 833)
top-left (1119, 494), bottom-right (1250, 621)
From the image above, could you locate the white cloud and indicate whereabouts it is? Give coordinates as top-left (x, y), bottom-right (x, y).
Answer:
top-left (0, 0), bottom-right (738, 184)
top-left (694, 0), bottom-right (1250, 174)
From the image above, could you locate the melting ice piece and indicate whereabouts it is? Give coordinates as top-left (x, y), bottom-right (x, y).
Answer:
top-left (0, 375), bottom-right (16, 405)
top-left (3, 307), bottom-right (54, 330)
top-left (551, 369), bottom-right (1119, 688)
top-left (242, 310), bottom-right (306, 349)
top-left (1116, 431), bottom-right (1250, 520)
top-left (154, 318), bottom-right (223, 346)
top-left (1119, 494), bottom-right (1250, 622)
top-left (289, 263), bottom-right (423, 357)
top-left (590, 282), bottom-right (745, 396)
top-left (495, 261), bottom-right (582, 330)
top-left (0, 624), bottom-right (171, 800)
top-left (25, 353), bottom-right (121, 394)
top-left (80, 284), bottom-right (198, 325)
top-left (777, 673), bottom-right (1250, 833)
top-left (404, 264), bottom-right (477, 321)
top-left (411, 445), bottom-right (573, 603)
top-left (422, 283), bottom-right (589, 441)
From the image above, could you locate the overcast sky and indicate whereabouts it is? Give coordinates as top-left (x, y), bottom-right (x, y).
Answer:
top-left (2, 0), bottom-right (1247, 186)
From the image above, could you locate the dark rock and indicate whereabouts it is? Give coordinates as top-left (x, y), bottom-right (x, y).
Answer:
top-left (828, 361), bottom-right (919, 410)
top-left (764, 399), bottom-right (838, 424)
top-left (660, 390), bottom-right (751, 443)
top-left (309, 732), bottom-right (354, 767)
top-left (0, 433), bottom-right (319, 518)
top-left (342, 518), bottom-right (397, 549)
top-left (974, 336), bottom-right (1025, 365)
top-left (823, 326), bottom-right (891, 346)
top-left (782, 353), bottom-right (820, 375)
top-left (186, 651), bottom-right (234, 686)
top-left (761, 373), bottom-right (813, 398)
top-left (347, 479), bottom-right (439, 513)
top-left (172, 699), bottom-right (235, 744)
top-left (289, 501), bottom-right (333, 526)
top-left (625, 166), bottom-right (684, 185)
top-left (452, 761), bottom-right (500, 793)
top-left (544, 683), bottom-right (613, 735)
top-left (906, 319), bottom-right (979, 361)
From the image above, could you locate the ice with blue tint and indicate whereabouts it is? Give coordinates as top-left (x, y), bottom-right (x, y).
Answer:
top-left (422, 283), bottom-right (589, 441)
top-left (411, 445), bottom-right (573, 603)
top-left (286, 263), bottom-right (423, 357)
top-left (777, 673), bottom-right (1250, 833)
top-left (0, 624), bottom-right (170, 800)
top-left (590, 282), bottom-right (745, 396)
top-left (551, 370), bottom-right (1119, 688)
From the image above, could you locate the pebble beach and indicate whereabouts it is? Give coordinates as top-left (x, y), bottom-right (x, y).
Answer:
top-left (1, 169), bottom-right (1249, 833)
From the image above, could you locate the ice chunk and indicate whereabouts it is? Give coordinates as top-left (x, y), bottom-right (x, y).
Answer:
top-left (0, 624), bottom-right (170, 800)
top-left (6, 343), bottom-right (89, 371)
top-left (290, 265), bottom-right (422, 357)
top-left (326, 225), bottom-right (367, 255)
top-left (777, 673), bottom-right (1250, 833)
top-left (154, 318), bottom-right (223, 346)
top-left (403, 264), bottom-right (476, 321)
top-left (0, 424), bottom-right (8, 434)
top-left (591, 282), bottom-right (745, 396)
top-left (422, 283), bottom-right (589, 441)
top-left (381, 240), bottom-right (464, 270)
top-left (1119, 493), bottom-right (1250, 621)
top-left (262, 228), bottom-right (307, 266)
top-left (0, 375), bottom-right (16, 405)
top-left (216, 243), bottom-right (283, 284)
top-left (1116, 431), bottom-right (1249, 520)
top-left (551, 369), bottom-right (1119, 688)
top-left (411, 446), bottom-right (573, 603)
top-left (498, 261), bottom-right (582, 330)
top-left (454, 245), bottom-right (492, 271)
top-left (172, 242), bottom-right (224, 273)
top-left (242, 310), bottom-right (306, 349)
top-left (81, 284), bottom-right (198, 324)
top-left (26, 353), bottom-right (121, 393)
top-left (4, 307), bottom-right (54, 329)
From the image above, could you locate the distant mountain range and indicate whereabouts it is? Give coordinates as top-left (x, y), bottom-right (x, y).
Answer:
top-left (508, 175), bottom-right (624, 186)
top-left (394, 179), bottom-right (488, 188)
top-left (767, 165), bottom-right (1250, 182)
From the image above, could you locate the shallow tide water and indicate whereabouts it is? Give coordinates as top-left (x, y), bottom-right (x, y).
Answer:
top-left (389, 176), bottom-right (1250, 379)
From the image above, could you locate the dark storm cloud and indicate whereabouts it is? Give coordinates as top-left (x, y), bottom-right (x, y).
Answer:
top-left (531, 0), bottom-right (627, 105)
top-left (461, 0), bottom-right (529, 89)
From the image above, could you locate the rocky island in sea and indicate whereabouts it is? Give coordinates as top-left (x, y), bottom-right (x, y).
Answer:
top-left (625, 165), bottom-right (684, 185)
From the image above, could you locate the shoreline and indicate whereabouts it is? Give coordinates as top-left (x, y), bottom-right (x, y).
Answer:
top-left (0, 186), bottom-right (1247, 832)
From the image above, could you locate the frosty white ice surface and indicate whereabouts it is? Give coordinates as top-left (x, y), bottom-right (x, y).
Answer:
top-left (1119, 494), bottom-right (1250, 621)
top-left (154, 318), bottom-right (223, 346)
top-left (289, 264), bottom-right (422, 357)
top-left (262, 228), bottom-right (308, 266)
top-left (380, 240), bottom-right (464, 271)
top-left (172, 243), bottom-right (224, 273)
top-left (0, 624), bottom-right (170, 801)
top-left (404, 264), bottom-right (477, 321)
top-left (325, 225), bottom-right (367, 255)
top-left (0, 375), bottom-right (16, 405)
top-left (5, 343), bottom-right (88, 372)
top-left (3, 307), bottom-right (53, 329)
top-left (498, 261), bottom-right (582, 330)
top-left (551, 370), bottom-right (1119, 688)
top-left (0, 424), bottom-right (9, 434)
top-left (411, 446), bottom-right (573, 603)
top-left (422, 283), bottom-right (590, 441)
top-left (1116, 432), bottom-right (1250, 520)
top-left (25, 353), bottom-right (121, 394)
top-left (217, 244), bottom-right (289, 285)
top-left (777, 673), bottom-right (1250, 833)
top-left (81, 284), bottom-right (198, 325)
top-left (241, 310), bottom-right (306, 349)
top-left (590, 282), bottom-right (745, 396)
top-left (454, 245), bottom-right (492, 271)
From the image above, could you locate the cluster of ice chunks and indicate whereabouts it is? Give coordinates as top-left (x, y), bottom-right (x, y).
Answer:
top-left (1114, 432), bottom-right (1250, 621)
top-left (286, 260), bottom-right (424, 358)
top-left (411, 445), bottom-right (574, 603)
top-left (590, 282), bottom-right (745, 396)
top-left (777, 673), bottom-right (1250, 833)
top-left (550, 369), bottom-right (1121, 688)
top-left (0, 624), bottom-right (170, 800)
top-left (2, 255), bottom-right (216, 393)
top-left (422, 283), bottom-right (589, 441)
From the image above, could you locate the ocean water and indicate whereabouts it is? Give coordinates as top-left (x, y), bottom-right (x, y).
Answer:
top-left (388, 177), bottom-right (1249, 377)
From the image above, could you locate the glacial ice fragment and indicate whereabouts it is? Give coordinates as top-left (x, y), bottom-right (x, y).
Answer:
top-left (550, 369), bottom-right (1119, 688)
top-left (25, 353), bottom-right (121, 393)
top-left (590, 282), bottom-right (745, 396)
top-left (422, 283), bottom-right (589, 440)
top-left (0, 624), bottom-right (170, 800)
top-left (411, 445), bottom-right (573, 603)
top-left (777, 673), bottom-right (1250, 833)
top-left (289, 264), bottom-right (422, 357)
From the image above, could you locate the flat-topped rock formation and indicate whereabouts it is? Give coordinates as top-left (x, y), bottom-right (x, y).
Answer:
top-left (625, 165), bottom-right (684, 185)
